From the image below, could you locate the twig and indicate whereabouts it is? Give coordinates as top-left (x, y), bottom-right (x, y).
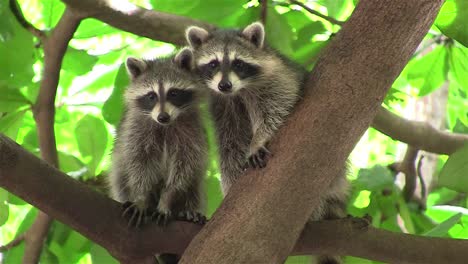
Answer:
top-left (416, 155), bottom-right (427, 201)
top-left (289, 0), bottom-right (344, 26)
top-left (9, 0), bottom-right (46, 42)
top-left (401, 146), bottom-right (419, 201)
top-left (0, 234), bottom-right (25, 252)
top-left (260, 0), bottom-right (268, 25)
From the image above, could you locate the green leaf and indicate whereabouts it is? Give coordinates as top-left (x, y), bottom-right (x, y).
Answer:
top-left (0, 0), bottom-right (15, 41)
top-left (102, 64), bottom-right (128, 125)
top-left (14, 207), bottom-right (38, 236)
top-left (73, 19), bottom-right (119, 39)
top-left (266, 6), bottom-right (295, 57)
top-left (353, 165), bottom-right (394, 191)
top-left (62, 48), bottom-right (98, 76)
top-left (407, 46), bottom-right (449, 96)
top-left (291, 40), bottom-right (329, 68)
top-left (292, 21), bottom-right (326, 50)
top-left (0, 3), bottom-right (34, 87)
top-left (74, 115), bottom-right (108, 176)
top-left (435, 0), bottom-right (468, 47)
top-left (285, 256), bottom-right (312, 264)
top-left (90, 244), bottom-right (119, 264)
top-left (0, 85), bottom-right (31, 112)
top-left (58, 151), bottom-right (86, 176)
top-left (151, 0), bottom-right (242, 27)
top-left (7, 192), bottom-right (27, 206)
top-left (204, 176), bottom-right (223, 217)
top-left (0, 202), bottom-right (9, 226)
top-left (41, 0), bottom-right (66, 29)
top-left (448, 45), bottom-right (468, 92)
top-left (439, 144), bottom-right (468, 193)
top-left (423, 213), bottom-right (462, 237)
top-left (0, 110), bottom-right (27, 140)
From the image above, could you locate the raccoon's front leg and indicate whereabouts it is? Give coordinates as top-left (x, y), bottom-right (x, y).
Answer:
top-left (123, 177), bottom-right (155, 228)
top-left (152, 187), bottom-right (176, 226)
top-left (246, 122), bottom-right (273, 169)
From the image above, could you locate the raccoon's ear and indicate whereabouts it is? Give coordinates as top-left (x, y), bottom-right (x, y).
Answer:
top-left (125, 57), bottom-right (147, 79)
top-left (186, 26), bottom-right (209, 49)
top-left (174, 47), bottom-right (194, 71)
top-left (242, 22), bottom-right (265, 48)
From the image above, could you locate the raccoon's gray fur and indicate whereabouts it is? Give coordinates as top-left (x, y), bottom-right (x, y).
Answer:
top-left (185, 22), bottom-right (349, 264)
top-left (109, 49), bottom-right (207, 230)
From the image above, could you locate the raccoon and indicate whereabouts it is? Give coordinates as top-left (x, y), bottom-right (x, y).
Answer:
top-left (184, 22), bottom-right (349, 264)
top-left (109, 49), bottom-right (207, 228)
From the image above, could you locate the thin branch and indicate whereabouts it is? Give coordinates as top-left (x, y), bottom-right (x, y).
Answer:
top-left (401, 146), bottom-right (419, 201)
top-left (60, 0), bottom-right (215, 46)
top-left (1, 134), bottom-right (467, 263)
top-left (289, 0), bottom-right (344, 26)
top-left (260, 0), bottom-right (268, 25)
top-left (417, 155), bottom-right (427, 201)
top-left (372, 107), bottom-right (468, 155)
top-left (0, 234), bottom-right (25, 252)
top-left (9, 0), bottom-right (47, 42)
top-left (19, 7), bottom-right (82, 264)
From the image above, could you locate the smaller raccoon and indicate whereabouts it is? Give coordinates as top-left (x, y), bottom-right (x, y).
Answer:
top-left (109, 49), bottom-right (207, 230)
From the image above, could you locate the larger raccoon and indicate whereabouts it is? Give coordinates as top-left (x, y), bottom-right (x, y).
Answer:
top-left (109, 49), bottom-right (207, 263)
top-left (184, 22), bottom-right (349, 264)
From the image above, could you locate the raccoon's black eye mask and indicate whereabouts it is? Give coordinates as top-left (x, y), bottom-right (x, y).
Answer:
top-left (167, 88), bottom-right (194, 107)
top-left (137, 91), bottom-right (158, 111)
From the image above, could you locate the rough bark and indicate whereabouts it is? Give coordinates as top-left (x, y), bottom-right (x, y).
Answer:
top-left (1, 134), bottom-right (468, 264)
top-left (60, 0), bottom-right (215, 46)
top-left (180, 0), bottom-right (444, 263)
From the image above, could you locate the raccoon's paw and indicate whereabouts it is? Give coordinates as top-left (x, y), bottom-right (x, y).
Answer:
top-left (151, 211), bottom-right (174, 226)
top-left (246, 146), bottom-right (271, 169)
top-left (122, 201), bottom-right (152, 228)
top-left (177, 211), bottom-right (207, 225)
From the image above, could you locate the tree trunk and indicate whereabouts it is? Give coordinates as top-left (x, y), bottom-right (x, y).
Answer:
top-left (180, 0), bottom-right (444, 263)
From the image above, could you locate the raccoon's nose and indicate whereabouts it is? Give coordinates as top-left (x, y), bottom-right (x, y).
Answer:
top-left (218, 80), bottom-right (232, 92)
top-left (157, 112), bottom-right (170, 124)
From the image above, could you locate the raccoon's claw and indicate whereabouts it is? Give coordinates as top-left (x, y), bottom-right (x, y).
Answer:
top-left (122, 201), bottom-right (151, 228)
top-left (246, 146), bottom-right (271, 169)
top-left (151, 211), bottom-right (173, 226)
top-left (177, 211), bottom-right (207, 225)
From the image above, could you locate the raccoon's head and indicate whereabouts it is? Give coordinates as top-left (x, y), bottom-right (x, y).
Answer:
top-left (185, 22), bottom-right (266, 95)
top-left (124, 49), bottom-right (201, 125)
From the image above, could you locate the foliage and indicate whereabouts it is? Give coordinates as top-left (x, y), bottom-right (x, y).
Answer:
top-left (0, 0), bottom-right (467, 263)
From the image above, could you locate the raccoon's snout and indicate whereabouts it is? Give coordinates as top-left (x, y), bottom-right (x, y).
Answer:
top-left (157, 112), bottom-right (170, 124)
top-left (218, 80), bottom-right (232, 93)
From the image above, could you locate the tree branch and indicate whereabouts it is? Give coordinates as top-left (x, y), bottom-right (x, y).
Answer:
top-left (289, 0), bottom-right (344, 26)
top-left (12, 7), bottom-right (83, 263)
top-left (9, 0), bottom-right (47, 42)
top-left (372, 107), bottom-right (468, 155)
top-left (260, 0), bottom-right (268, 25)
top-left (1, 134), bottom-right (467, 263)
top-left (60, 0), bottom-right (215, 46)
top-left (181, 0), bottom-right (444, 263)
top-left (0, 234), bottom-right (25, 252)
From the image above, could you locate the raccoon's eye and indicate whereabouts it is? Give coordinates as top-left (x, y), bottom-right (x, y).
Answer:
top-left (232, 59), bottom-right (244, 69)
top-left (208, 60), bottom-right (219, 68)
top-left (167, 89), bottom-right (181, 98)
top-left (146, 92), bottom-right (157, 100)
